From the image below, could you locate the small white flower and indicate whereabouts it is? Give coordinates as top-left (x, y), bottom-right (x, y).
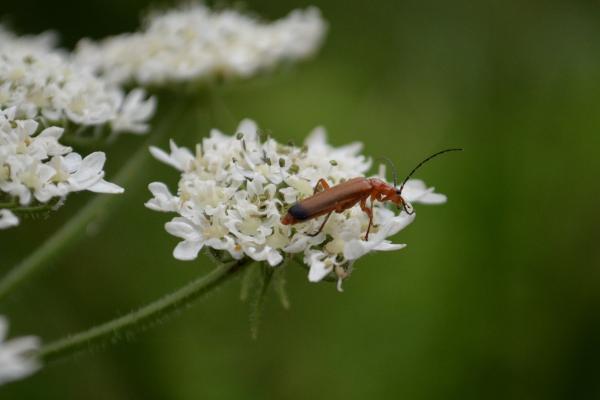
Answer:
top-left (75, 4), bottom-right (327, 86)
top-left (62, 152), bottom-right (123, 194)
top-left (111, 89), bottom-right (157, 134)
top-left (343, 209), bottom-right (414, 261)
top-left (147, 120), bottom-right (447, 289)
top-left (0, 316), bottom-right (40, 386)
top-left (149, 140), bottom-right (194, 172)
top-left (0, 107), bottom-right (123, 228)
top-left (165, 217), bottom-right (206, 261)
top-left (146, 182), bottom-right (179, 212)
top-left (0, 26), bottom-right (156, 136)
top-left (401, 179), bottom-right (447, 204)
top-left (0, 209), bottom-right (19, 229)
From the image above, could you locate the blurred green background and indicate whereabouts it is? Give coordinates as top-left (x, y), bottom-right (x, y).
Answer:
top-left (2, 0), bottom-right (600, 398)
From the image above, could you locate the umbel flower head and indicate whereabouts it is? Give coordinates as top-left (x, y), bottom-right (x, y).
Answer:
top-left (0, 26), bottom-right (156, 135)
top-left (146, 120), bottom-right (446, 289)
top-left (0, 315), bottom-right (40, 386)
top-left (0, 107), bottom-right (123, 229)
top-left (75, 4), bottom-right (327, 86)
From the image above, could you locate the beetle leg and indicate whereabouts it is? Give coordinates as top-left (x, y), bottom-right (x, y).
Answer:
top-left (370, 193), bottom-right (379, 229)
top-left (307, 211), bottom-right (333, 237)
top-left (313, 178), bottom-right (331, 194)
top-left (402, 199), bottom-right (415, 215)
top-left (360, 197), bottom-right (374, 241)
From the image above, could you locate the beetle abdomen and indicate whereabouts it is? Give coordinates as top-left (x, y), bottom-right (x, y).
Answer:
top-left (283, 177), bottom-right (372, 223)
top-left (288, 203), bottom-right (311, 221)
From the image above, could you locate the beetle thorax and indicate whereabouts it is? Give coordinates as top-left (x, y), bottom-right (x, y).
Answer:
top-left (368, 178), bottom-right (395, 196)
top-left (368, 178), bottom-right (405, 206)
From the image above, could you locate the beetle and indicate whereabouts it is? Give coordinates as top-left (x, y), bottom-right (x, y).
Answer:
top-left (281, 148), bottom-right (462, 240)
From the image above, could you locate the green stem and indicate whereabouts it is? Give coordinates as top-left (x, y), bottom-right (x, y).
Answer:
top-left (249, 263), bottom-right (274, 339)
top-left (10, 200), bottom-right (60, 214)
top-left (0, 98), bottom-right (186, 301)
top-left (11, 204), bottom-right (51, 213)
top-left (0, 198), bottom-right (18, 209)
top-left (0, 198), bottom-right (59, 212)
top-left (37, 259), bottom-right (251, 363)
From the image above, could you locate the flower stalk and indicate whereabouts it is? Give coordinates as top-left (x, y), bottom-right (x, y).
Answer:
top-left (37, 259), bottom-right (251, 363)
top-left (248, 263), bottom-right (274, 339)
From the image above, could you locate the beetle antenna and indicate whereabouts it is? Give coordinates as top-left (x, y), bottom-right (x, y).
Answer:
top-left (398, 148), bottom-right (463, 195)
top-left (375, 156), bottom-right (398, 187)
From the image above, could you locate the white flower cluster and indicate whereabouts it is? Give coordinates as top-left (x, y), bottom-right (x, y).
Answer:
top-left (0, 26), bottom-right (156, 135)
top-left (0, 315), bottom-right (40, 386)
top-left (146, 120), bottom-right (446, 288)
top-left (0, 25), bottom-right (58, 56)
top-left (75, 5), bottom-right (327, 86)
top-left (0, 107), bottom-right (123, 229)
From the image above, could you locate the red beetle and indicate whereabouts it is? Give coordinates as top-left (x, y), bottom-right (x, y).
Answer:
top-left (281, 148), bottom-right (461, 240)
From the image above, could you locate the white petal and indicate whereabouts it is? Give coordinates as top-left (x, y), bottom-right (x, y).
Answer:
top-left (165, 218), bottom-right (201, 241)
top-left (344, 214), bottom-right (414, 260)
top-left (87, 179), bottom-right (124, 194)
top-left (36, 164), bottom-right (56, 183)
top-left (173, 240), bottom-right (203, 260)
top-left (372, 242), bottom-right (406, 252)
top-left (343, 241), bottom-right (368, 260)
top-left (80, 152), bottom-right (106, 174)
top-left (308, 260), bottom-right (332, 282)
top-left (402, 179), bottom-right (447, 204)
top-left (149, 141), bottom-right (193, 171)
top-left (62, 152), bottom-right (82, 172)
top-left (306, 251), bottom-right (333, 282)
top-left (68, 152), bottom-right (107, 190)
top-left (0, 210), bottom-right (19, 229)
top-left (145, 182), bottom-right (178, 212)
top-left (236, 119), bottom-right (258, 140)
top-left (37, 126), bottom-right (64, 139)
top-left (149, 146), bottom-right (174, 167)
top-left (417, 192), bottom-right (447, 204)
top-left (0, 315), bottom-right (41, 385)
top-left (304, 126), bottom-right (327, 148)
top-left (244, 245), bottom-right (283, 266)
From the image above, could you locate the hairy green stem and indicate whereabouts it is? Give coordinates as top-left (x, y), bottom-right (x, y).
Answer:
top-left (0, 98), bottom-right (187, 301)
top-left (37, 259), bottom-right (251, 363)
top-left (249, 263), bottom-right (274, 339)
top-left (10, 204), bottom-right (53, 213)
top-left (0, 202), bottom-right (17, 209)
